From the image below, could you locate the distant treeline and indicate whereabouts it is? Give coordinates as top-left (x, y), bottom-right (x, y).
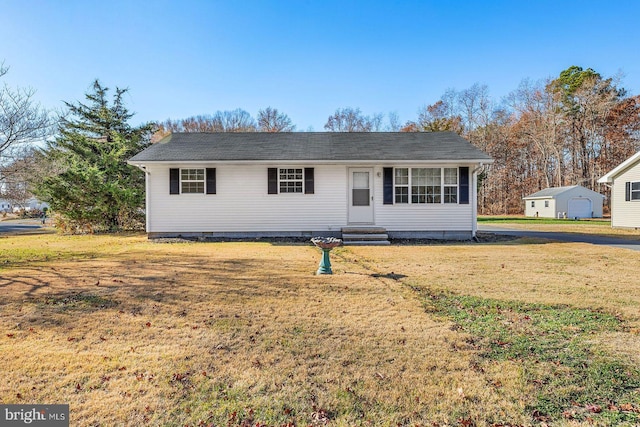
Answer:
top-left (153, 66), bottom-right (640, 214)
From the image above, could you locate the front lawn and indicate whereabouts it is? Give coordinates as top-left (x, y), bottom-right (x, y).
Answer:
top-left (479, 215), bottom-right (640, 239)
top-left (1, 234), bottom-right (639, 426)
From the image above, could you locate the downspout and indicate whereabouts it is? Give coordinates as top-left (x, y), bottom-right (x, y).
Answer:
top-left (472, 163), bottom-right (485, 239)
top-left (132, 164), bottom-right (150, 233)
top-left (601, 182), bottom-right (612, 227)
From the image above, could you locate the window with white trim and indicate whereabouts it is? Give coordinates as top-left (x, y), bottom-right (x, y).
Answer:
top-left (181, 169), bottom-right (205, 193)
top-left (393, 167), bottom-right (458, 204)
top-left (443, 168), bottom-right (458, 203)
top-left (545, 200), bottom-right (549, 207)
top-left (531, 201), bottom-right (535, 207)
top-left (394, 168), bottom-right (409, 203)
top-left (632, 182), bottom-right (640, 200)
top-left (279, 168), bottom-right (303, 193)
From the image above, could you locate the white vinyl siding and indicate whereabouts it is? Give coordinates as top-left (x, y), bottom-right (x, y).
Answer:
top-left (525, 198), bottom-right (555, 218)
top-left (611, 164), bottom-right (640, 228)
top-left (144, 164), bottom-right (477, 235)
top-left (147, 164), bottom-right (345, 233)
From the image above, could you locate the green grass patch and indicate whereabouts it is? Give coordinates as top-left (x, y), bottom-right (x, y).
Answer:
top-left (417, 289), bottom-right (640, 424)
top-left (478, 216), bottom-right (611, 225)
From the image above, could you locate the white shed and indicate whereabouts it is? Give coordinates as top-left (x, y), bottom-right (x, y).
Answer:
top-left (598, 151), bottom-right (640, 229)
top-left (523, 185), bottom-right (604, 219)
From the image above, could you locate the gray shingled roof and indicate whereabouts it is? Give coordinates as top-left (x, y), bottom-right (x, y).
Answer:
top-left (129, 132), bottom-right (493, 163)
top-left (524, 186), bottom-right (580, 199)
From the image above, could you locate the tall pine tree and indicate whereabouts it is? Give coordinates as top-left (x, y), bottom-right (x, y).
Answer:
top-left (36, 80), bottom-right (152, 232)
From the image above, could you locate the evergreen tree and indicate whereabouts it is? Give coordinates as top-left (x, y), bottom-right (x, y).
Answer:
top-left (35, 80), bottom-right (152, 232)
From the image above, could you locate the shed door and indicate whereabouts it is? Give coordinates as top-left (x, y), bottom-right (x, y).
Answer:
top-left (348, 168), bottom-right (374, 223)
top-left (568, 198), bottom-right (592, 219)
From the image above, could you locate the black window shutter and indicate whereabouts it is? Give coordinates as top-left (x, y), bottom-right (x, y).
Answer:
top-left (383, 167), bottom-right (393, 204)
top-left (626, 182), bottom-right (631, 201)
top-left (459, 167), bottom-right (470, 204)
top-left (304, 168), bottom-right (314, 194)
top-left (206, 168), bottom-right (216, 194)
top-left (268, 168), bottom-right (278, 194)
top-left (169, 168), bottom-right (180, 195)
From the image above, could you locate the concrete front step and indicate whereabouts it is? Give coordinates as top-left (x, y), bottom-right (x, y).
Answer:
top-left (341, 227), bottom-right (388, 235)
top-left (343, 240), bottom-right (391, 246)
top-left (342, 233), bottom-right (389, 241)
top-left (341, 226), bottom-right (390, 245)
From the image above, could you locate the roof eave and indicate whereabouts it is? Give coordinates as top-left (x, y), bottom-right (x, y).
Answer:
top-left (523, 195), bottom-right (556, 200)
top-left (128, 158), bottom-right (493, 165)
top-left (598, 151), bottom-right (640, 182)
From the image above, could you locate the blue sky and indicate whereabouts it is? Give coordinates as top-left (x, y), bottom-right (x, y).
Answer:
top-left (1, 0), bottom-right (639, 130)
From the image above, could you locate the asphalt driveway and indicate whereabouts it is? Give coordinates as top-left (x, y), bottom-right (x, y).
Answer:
top-left (479, 224), bottom-right (640, 252)
top-left (0, 219), bottom-right (50, 235)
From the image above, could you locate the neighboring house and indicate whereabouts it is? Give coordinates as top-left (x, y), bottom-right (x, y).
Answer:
top-left (128, 132), bottom-right (493, 241)
top-left (19, 198), bottom-right (50, 212)
top-left (598, 151), bottom-right (640, 228)
top-left (523, 185), bottom-right (604, 219)
top-left (0, 198), bottom-right (49, 213)
top-left (0, 199), bottom-right (12, 213)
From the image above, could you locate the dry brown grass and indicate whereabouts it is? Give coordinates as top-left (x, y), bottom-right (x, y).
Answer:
top-left (1, 233), bottom-right (639, 426)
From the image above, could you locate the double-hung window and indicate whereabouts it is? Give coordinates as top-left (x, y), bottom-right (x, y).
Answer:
top-left (394, 168), bottom-right (409, 203)
top-left (443, 168), bottom-right (458, 203)
top-left (410, 168), bottom-right (427, 203)
top-left (169, 168), bottom-right (215, 195)
top-left (268, 167), bottom-right (314, 194)
top-left (181, 169), bottom-right (205, 193)
top-left (631, 182), bottom-right (640, 200)
top-left (279, 168), bottom-right (303, 193)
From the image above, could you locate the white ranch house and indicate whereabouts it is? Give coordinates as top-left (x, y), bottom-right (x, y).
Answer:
top-left (128, 132), bottom-right (493, 243)
top-left (523, 185), bottom-right (604, 219)
top-left (598, 151), bottom-right (640, 229)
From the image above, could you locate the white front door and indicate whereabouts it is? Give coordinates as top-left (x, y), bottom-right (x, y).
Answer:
top-left (348, 168), bottom-right (374, 223)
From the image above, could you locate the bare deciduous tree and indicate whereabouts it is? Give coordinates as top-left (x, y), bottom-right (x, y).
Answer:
top-left (153, 109), bottom-right (257, 141)
top-left (0, 63), bottom-right (51, 158)
top-left (386, 111), bottom-right (402, 131)
top-left (459, 83), bottom-right (492, 131)
top-left (414, 101), bottom-right (463, 133)
top-left (212, 108), bottom-right (257, 132)
top-left (0, 147), bottom-right (37, 209)
top-left (408, 68), bottom-right (639, 215)
top-left (324, 107), bottom-right (383, 132)
top-left (257, 107), bottom-right (295, 132)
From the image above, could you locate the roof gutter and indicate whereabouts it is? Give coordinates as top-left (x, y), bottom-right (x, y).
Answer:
top-left (471, 162), bottom-right (486, 239)
top-left (127, 159), bottom-right (494, 166)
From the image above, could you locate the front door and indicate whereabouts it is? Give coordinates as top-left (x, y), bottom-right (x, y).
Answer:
top-left (348, 168), bottom-right (374, 223)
